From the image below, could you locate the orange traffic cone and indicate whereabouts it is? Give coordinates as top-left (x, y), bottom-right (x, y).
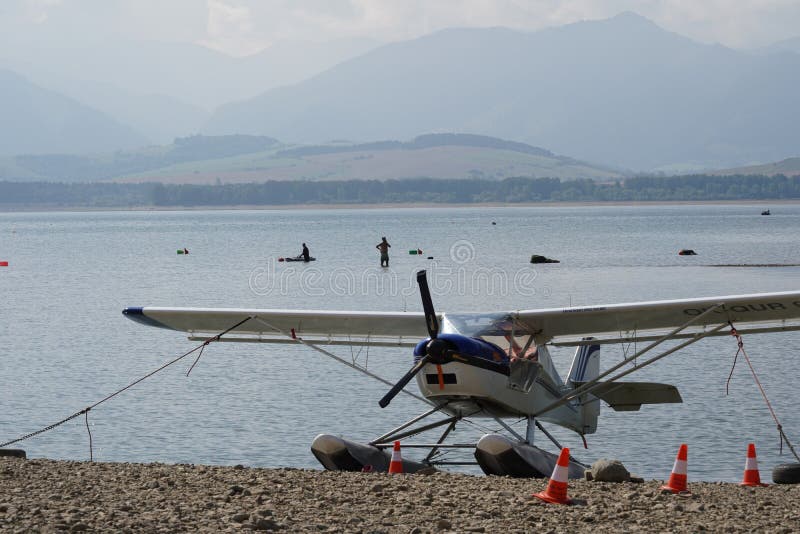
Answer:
top-left (533, 447), bottom-right (574, 505)
top-left (660, 443), bottom-right (690, 494)
top-left (388, 441), bottom-right (403, 474)
top-left (741, 443), bottom-right (768, 487)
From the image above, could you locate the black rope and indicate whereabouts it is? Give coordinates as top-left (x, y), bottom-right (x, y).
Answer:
top-left (85, 410), bottom-right (93, 462)
top-left (0, 409), bottom-right (89, 449)
top-left (0, 315), bottom-right (253, 455)
top-left (185, 342), bottom-right (208, 377)
top-left (725, 324), bottom-right (742, 395)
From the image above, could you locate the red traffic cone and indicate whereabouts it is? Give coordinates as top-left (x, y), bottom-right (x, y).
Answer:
top-left (741, 443), bottom-right (768, 487)
top-left (533, 447), bottom-right (574, 505)
top-left (660, 444), bottom-right (690, 494)
top-left (388, 441), bottom-right (403, 474)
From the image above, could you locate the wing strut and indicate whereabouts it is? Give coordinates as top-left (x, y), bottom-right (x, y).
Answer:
top-left (249, 316), bottom-right (432, 406)
top-left (533, 304), bottom-right (727, 419)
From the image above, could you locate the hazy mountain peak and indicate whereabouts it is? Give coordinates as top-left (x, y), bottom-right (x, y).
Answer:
top-left (205, 14), bottom-right (800, 171)
top-left (0, 68), bottom-right (147, 157)
top-left (608, 11), bottom-right (657, 26)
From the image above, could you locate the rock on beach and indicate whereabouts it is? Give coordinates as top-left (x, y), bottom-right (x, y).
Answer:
top-left (2, 457), bottom-right (799, 533)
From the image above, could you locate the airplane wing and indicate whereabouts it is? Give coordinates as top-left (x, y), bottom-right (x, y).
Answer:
top-left (513, 290), bottom-right (800, 345)
top-left (123, 290), bottom-right (800, 347)
top-left (122, 307), bottom-right (429, 346)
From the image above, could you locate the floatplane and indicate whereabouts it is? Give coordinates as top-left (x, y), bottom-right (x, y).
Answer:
top-left (123, 271), bottom-right (800, 478)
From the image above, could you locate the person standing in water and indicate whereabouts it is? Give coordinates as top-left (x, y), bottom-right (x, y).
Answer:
top-left (376, 237), bottom-right (391, 267)
top-left (301, 243), bottom-right (310, 262)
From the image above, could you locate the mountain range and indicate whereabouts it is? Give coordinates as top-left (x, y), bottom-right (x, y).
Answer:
top-left (206, 13), bottom-right (800, 171)
top-left (0, 69), bottom-right (147, 156)
top-left (0, 37), bottom-right (377, 145)
top-left (2, 12), bottom-right (799, 173)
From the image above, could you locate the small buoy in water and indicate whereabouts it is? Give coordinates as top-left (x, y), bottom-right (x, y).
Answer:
top-left (678, 249), bottom-right (697, 256)
top-left (409, 249), bottom-right (420, 255)
top-left (0, 261), bottom-right (8, 267)
top-left (278, 257), bottom-right (285, 262)
top-left (492, 221), bottom-right (497, 225)
top-left (177, 248), bottom-right (189, 255)
top-left (427, 256), bottom-right (434, 260)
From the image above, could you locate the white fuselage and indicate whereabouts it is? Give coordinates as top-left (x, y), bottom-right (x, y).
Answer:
top-left (414, 359), bottom-right (584, 433)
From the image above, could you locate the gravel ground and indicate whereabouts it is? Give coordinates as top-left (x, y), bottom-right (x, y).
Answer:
top-left (2, 457), bottom-right (799, 533)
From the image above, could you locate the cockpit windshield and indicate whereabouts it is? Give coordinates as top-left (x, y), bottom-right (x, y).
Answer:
top-left (440, 313), bottom-right (517, 337)
top-left (442, 313), bottom-right (538, 337)
top-left (441, 313), bottom-right (540, 362)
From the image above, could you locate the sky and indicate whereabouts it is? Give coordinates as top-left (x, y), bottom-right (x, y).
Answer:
top-left (1, 0), bottom-right (799, 56)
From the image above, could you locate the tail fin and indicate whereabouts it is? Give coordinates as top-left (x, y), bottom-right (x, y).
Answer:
top-left (567, 338), bottom-right (601, 434)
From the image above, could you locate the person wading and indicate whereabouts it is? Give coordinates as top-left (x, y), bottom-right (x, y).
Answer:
top-left (376, 237), bottom-right (391, 267)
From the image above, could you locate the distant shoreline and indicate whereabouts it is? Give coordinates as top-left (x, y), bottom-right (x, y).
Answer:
top-left (2, 199), bottom-right (798, 213)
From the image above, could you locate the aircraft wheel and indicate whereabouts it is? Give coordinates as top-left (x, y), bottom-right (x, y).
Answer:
top-left (772, 462), bottom-right (800, 484)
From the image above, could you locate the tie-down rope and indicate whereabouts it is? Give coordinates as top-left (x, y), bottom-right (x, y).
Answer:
top-left (726, 323), bottom-right (799, 462)
top-left (0, 316), bottom-right (254, 460)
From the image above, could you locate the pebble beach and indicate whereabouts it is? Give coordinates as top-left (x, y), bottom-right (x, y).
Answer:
top-left (2, 457), bottom-right (799, 533)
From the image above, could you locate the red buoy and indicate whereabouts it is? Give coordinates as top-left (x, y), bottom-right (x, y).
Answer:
top-left (0, 261), bottom-right (8, 267)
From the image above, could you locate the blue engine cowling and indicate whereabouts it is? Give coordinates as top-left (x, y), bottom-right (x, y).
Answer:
top-left (413, 333), bottom-right (509, 365)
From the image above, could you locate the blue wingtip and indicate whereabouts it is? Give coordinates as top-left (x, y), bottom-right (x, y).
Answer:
top-left (122, 307), bottom-right (170, 329)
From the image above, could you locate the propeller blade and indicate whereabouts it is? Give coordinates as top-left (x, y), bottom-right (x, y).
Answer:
top-left (379, 355), bottom-right (431, 408)
top-left (417, 270), bottom-right (439, 339)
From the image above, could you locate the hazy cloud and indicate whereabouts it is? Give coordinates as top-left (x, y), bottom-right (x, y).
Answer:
top-left (23, 0), bottom-right (63, 24)
top-left (1, 0), bottom-right (799, 55)
top-left (203, 0), bottom-right (263, 55)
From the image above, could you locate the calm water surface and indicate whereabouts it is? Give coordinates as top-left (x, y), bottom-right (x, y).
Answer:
top-left (1, 204), bottom-right (799, 481)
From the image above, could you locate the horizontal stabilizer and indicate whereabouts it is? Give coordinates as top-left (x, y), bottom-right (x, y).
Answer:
top-left (584, 381), bottom-right (682, 412)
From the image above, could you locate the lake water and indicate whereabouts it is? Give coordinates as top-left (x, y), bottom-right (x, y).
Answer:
top-left (1, 204), bottom-right (799, 482)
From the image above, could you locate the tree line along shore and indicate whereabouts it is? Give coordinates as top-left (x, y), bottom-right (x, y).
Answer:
top-left (1, 174), bottom-right (799, 209)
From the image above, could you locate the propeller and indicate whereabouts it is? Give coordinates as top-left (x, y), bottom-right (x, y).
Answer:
top-left (417, 270), bottom-right (439, 339)
top-left (379, 270), bottom-right (443, 408)
top-left (379, 270), bottom-right (501, 408)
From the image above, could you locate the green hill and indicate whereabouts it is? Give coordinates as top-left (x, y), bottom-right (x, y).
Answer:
top-left (710, 157), bottom-right (800, 177)
top-left (0, 133), bottom-right (623, 183)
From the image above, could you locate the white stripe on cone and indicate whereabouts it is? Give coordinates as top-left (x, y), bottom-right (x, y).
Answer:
top-left (672, 459), bottom-right (687, 475)
top-left (551, 463), bottom-right (569, 482)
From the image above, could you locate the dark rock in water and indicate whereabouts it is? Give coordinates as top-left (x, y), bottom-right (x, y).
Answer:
top-left (678, 249), bottom-right (697, 256)
top-left (530, 254), bottom-right (560, 264)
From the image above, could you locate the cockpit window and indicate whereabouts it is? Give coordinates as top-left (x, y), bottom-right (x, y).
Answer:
top-left (441, 313), bottom-right (518, 336)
